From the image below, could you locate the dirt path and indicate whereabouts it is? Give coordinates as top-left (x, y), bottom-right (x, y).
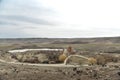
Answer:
top-left (0, 59), bottom-right (79, 67)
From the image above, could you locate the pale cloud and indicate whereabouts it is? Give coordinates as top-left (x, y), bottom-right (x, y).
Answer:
top-left (0, 0), bottom-right (120, 38)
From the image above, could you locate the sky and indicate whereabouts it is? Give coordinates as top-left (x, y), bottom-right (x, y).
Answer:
top-left (0, 0), bottom-right (120, 38)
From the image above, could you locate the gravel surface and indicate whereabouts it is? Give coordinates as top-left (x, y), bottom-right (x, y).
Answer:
top-left (0, 61), bottom-right (120, 80)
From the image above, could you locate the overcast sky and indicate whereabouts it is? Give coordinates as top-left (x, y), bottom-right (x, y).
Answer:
top-left (0, 0), bottom-right (120, 38)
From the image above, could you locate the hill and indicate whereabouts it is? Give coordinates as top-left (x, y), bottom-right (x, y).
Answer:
top-left (0, 37), bottom-right (120, 44)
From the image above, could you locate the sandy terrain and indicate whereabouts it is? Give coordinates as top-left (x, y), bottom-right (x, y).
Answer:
top-left (0, 58), bottom-right (120, 80)
top-left (0, 37), bottom-right (120, 80)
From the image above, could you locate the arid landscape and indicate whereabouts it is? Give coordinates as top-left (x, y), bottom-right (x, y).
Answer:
top-left (1, 0), bottom-right (120, 80)
top-left (0, 37), bottom-right (120, 80)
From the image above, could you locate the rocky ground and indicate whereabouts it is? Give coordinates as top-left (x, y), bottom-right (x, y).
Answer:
top-left (0, 49), bottom-right (120, 80)
top-left (0, 37), bottom-right (120, 80)
top-left (0, 61), bottom-right (120, 80)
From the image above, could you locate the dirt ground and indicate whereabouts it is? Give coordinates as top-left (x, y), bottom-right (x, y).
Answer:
top-left (0, 38), bottom-right (120, 80)
top-left (0, 62), bottom-right (120, 80)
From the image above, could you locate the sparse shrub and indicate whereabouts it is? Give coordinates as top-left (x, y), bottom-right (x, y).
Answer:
top-left (37, 54), bottom-right (48, 63)
top-left (14, 52), bottom-right (49, 63)
top-left (102, 54), bottom-right (119, 62)
top-left (21, 55), bottom-right (39, 63)
top-left (96, 55), bottom-right (106, 66)
top-left (59, 54), bottom-right (67, 62)
top-left (88, 57), bottom-right (97, 65)
top-left (16, 54), bottom-right (23, 62)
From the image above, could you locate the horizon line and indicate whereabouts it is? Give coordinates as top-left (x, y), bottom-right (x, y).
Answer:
top-left (0, 36), bottom-right (120, 39)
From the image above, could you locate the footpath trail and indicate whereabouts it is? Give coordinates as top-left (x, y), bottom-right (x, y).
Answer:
top-left (0, 59), bottom-right (79, 67)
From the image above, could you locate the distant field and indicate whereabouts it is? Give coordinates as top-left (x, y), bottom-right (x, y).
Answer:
top-left (0, 38), bottom-right (120, 54)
